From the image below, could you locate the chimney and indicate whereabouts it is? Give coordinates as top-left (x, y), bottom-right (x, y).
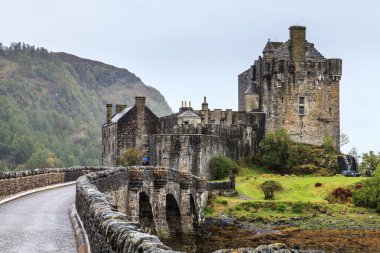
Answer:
top-left (106, 104), bottom-right (113, 124)
top-left (289, 26), bottom-right (306, 63)
top-left (116, 104), bottom-right (127, 114)
top-left (135, 97), bottom-right (146, 111)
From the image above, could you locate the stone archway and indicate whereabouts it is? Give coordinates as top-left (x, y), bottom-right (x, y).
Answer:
top-left (166, 194), bottom-right (182, 234)
top-left (139, 192), bottom-right (155, 233)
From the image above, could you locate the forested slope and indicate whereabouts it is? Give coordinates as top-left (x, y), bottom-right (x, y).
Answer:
top-left (0, 43), bottom-right (172, 171)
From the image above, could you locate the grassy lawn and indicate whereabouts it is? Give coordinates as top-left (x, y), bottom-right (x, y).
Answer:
top-left (205, 167), bottom-right (380, 229)
top-left (236, 174), bottom-right (364, 202)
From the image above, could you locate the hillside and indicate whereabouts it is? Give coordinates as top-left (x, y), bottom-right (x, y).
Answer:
top-left (0, 43), bottom-right (172, 171)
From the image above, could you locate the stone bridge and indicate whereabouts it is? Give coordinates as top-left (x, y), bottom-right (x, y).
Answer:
top-left (0, 166), bottom-right (234, 252)
top-left (79, 166), bottom-right (209, 238)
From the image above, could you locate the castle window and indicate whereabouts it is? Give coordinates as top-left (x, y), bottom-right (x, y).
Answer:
top-left (299, 97), bottom-right (305, 105)
top-left (299, 105), bottom-right (305, 115)
top-left (329, 107), bottom-right (332, 115)
top-left (220, 120), bottom-right (225, 126)
top-left (281, 97), bottom-right (284, 103)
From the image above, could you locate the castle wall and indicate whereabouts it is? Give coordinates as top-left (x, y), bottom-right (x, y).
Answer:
top-left (238, 26), bottom-right (341, 150)
top-left (101, 123), bottom-right (117, 166)
top-left (149, 134), bottom-right (228, 179)
top-left (149, 124), bottom-right (261, 179)
top-left (238, 68), bottom-right (251, 111)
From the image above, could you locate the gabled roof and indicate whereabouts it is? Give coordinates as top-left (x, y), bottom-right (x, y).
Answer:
top-left (272, 40), bottom-right (326, 61)
top-left (262, 40), bottom-right (275, 53)
top-left (177, 110), bottom-right (200, 118)
top-left (111, 106), bottom-right (134, 123)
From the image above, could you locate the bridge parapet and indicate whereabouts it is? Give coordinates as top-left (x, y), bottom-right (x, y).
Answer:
top-left (76, 167), bottom-right (181, 253)
top-left (0, 166), bottom-right (105, 199)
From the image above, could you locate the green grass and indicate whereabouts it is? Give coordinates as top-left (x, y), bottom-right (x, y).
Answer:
top-left (206, 167), bottom-right (380, 229)
top-left (236, 172), bottom-right (365, 203)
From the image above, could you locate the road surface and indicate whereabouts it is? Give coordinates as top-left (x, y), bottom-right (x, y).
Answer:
top-left (0, 184), bottom-right (77, 253)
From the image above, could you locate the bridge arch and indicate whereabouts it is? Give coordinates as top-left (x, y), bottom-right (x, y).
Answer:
top-left (166, 193), bottom-right (182, 234)
top-left (139, 192), bottom-right (155, 233)
top-left (190, 193), bottom-right (197, 226)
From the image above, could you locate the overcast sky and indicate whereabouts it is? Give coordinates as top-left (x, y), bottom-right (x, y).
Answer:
top-left (1, 0), bottom-right (379, 155)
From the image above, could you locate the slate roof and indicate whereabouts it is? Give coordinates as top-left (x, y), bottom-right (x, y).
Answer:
top-left (272, 40), bottom-right (325, 61)
top-left (177, 110), bottom-right (200, 118)
top-left (262, 40), bottom-right (275, 53)
top-left (110, 106), bottom-right (134, 123)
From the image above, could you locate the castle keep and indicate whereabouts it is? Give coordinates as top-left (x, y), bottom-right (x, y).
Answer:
top-left (102, 26), bottom-right (341, 178)
top-left (239, 26), bottom-right (341, 149)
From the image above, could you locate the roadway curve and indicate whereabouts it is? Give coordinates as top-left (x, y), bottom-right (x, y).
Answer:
top-left (0, 184), bottom-right (77, 253)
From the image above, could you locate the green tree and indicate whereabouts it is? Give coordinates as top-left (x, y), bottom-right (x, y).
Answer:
top-left (360, 151), bottom-right (380, 176)
top-left (209, 155), bottom-right (238, 180)
top-left (261, 129), bottom-right (294, 171)
top-left (120, 148), bottom-right (143, 166)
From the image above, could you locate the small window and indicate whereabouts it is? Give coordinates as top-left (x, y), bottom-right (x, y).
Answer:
top-left (220, 120), bottom-right (224, 126)
top-left (299, 97), bottom-right (305, 105)
top-left (299, 105), bottom-right (305, 115)
top-left (329, 107), bottom-right (332, 114)
top-left (281, 97), bottom-right (284, 103)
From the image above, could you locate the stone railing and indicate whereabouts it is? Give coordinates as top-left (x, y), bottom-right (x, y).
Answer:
top-left (75, 167), bottom-right (180, 253)
top-left (0, 167), bottom-right (105, 198)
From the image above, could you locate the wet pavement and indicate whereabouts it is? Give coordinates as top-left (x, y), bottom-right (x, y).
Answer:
top-left (0, 184), bottom-right (76, 253)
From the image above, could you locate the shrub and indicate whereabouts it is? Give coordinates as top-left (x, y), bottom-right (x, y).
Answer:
top-left (217, 199), bottom-right (228, 205)
top-left (332, 187), bottom-right (352, 202)
top-left (315, 182), bottom-right (322, 187)
top-left (276, 203), bottom-right (287, 213)
top-left (261, 129), bottom-right (294, 171)
top-left (261, 180), bottom-right (283, 199)
top-left (291, 202), bottom-right (305, 213)
top-left (120, 148), bottom-right (143, 166)
top-left (209, 155), bottom-right (238, 180)
top-left (353, 170), bottom-right (380, 211)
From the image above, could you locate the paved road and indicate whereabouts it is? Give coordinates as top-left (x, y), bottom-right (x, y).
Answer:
top-left (0, 184), bottom-right (77, 253)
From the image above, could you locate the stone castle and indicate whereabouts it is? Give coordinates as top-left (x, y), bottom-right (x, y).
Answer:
top-left (102, 26), bottom-right (341, 179)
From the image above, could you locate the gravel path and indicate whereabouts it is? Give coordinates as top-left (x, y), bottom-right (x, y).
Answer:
top-left (0, 184), bottom-right (76, 253)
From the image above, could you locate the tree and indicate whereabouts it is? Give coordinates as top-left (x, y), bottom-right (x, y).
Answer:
top-left (348, 146), bottom-right (360, 161)
top-left (360, 151), bottom-right (380, 176)
top-left (261, 129), bottom-right (294, 171)
top-left (261, 180), bottom-right (283, 199)
top-left (209, 155), bottom-right (238, 180)
top-left (340, 132), bottom-right (350, 148)
top-left (120, 148), bottom-right (143, 166)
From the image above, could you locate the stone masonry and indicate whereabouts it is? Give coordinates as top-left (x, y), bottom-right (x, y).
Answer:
top-left (103, 26), bottom-right (342, 178)
top-left (239, 26), bottom-right (341, 150)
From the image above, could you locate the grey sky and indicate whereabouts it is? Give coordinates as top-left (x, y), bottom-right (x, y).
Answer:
top-left (1, 0), bottom-right (379, 155)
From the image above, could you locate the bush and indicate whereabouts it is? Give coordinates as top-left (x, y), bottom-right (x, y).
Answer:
top-left (276, 203), bottom-right (287, 213)
top-left (315, 182), bottom-right (322, 187)
top-left (120, 148), bottom-right (143, 166)
top-left (261, 129), bottom-right (294, 171)
top-left (261, 180), bottom-right (283, 199)
top-left (291, 202), bottom-right (305, 213)
top-left (209, 155), bottom-right (238, 180)
top-left (353, 169), bottom-right (380, 211)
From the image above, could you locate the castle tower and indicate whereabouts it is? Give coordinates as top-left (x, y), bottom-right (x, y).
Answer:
top-left (238, 26), bottom-right (341, 150)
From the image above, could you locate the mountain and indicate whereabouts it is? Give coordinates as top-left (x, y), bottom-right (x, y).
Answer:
top-left (0, 42), bottom-right (172, 171)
